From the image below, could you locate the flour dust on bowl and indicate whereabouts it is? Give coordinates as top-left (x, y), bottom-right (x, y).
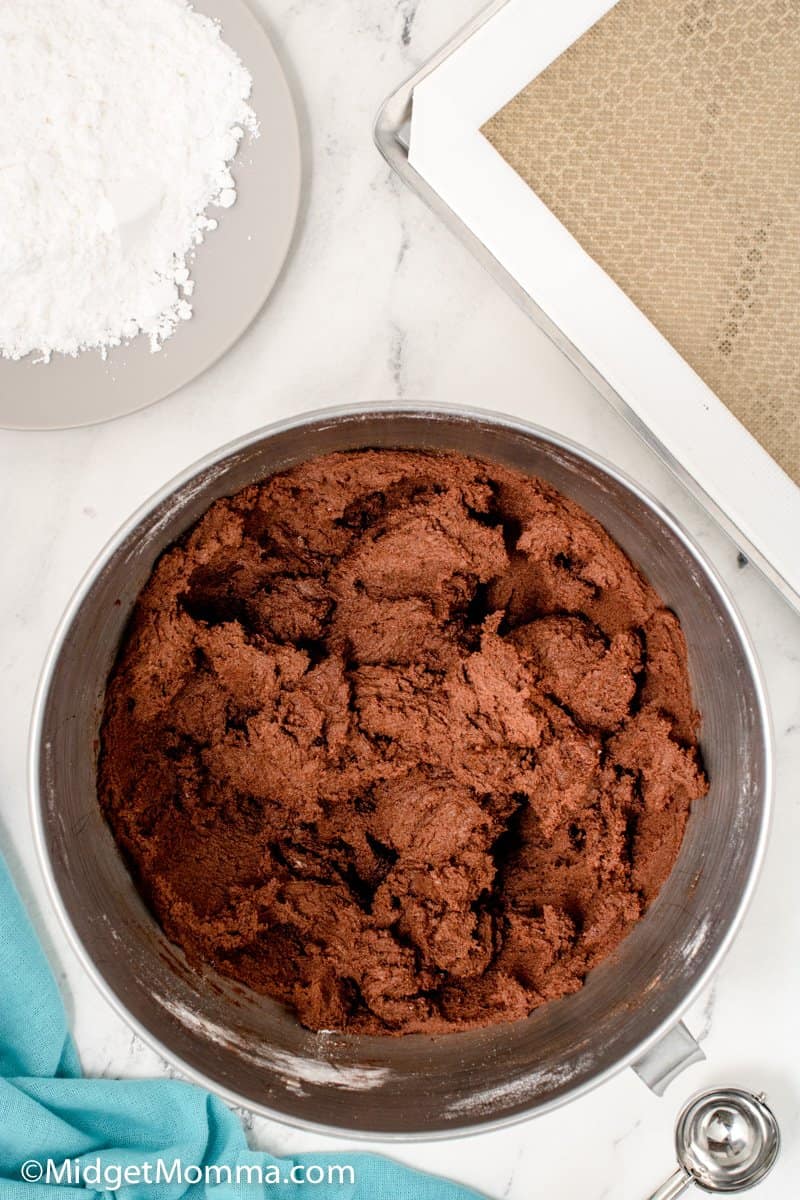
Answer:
top-left (31, 404), bottom-right (771, 1138)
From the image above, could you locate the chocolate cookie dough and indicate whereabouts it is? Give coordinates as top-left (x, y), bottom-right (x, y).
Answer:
top-left (99, 450), bottom-right (708, 1034)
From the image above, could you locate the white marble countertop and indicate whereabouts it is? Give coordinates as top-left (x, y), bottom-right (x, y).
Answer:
top-left (1, 1), bottom-right (798, 1197)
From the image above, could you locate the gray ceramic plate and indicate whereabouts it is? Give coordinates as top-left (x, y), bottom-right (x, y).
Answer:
top-left (0, 0), bottom-right (301, 431)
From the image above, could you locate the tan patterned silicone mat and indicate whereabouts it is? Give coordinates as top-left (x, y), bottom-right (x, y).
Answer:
top-left (483, 0), bottom-right (800, 485)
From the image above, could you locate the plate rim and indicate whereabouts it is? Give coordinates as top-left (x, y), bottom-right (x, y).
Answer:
top-left (0, 0), bottom-right (302, 432)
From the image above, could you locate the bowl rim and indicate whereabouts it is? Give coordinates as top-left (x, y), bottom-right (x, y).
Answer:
top-left (28, 400), bottom-right (774, 1140)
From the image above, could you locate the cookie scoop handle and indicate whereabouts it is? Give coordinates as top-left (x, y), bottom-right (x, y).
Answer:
top-left (646, 1167), bottom-right (693, 1200)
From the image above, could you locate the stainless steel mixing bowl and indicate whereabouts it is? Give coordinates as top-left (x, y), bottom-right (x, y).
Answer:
top-left (30, 403), bottom-right (771, 1138)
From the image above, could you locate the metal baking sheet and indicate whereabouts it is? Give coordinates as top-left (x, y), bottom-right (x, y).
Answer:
top-left (375, 0), bottom-right (800, 613)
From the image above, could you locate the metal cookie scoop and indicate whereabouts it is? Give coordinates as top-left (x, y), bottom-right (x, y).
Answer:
top-left (648, 1088), bottom-right (780, 1198)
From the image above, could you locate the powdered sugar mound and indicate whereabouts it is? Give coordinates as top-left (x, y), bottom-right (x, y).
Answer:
top-left (0, 0), bottom-right (257, 362)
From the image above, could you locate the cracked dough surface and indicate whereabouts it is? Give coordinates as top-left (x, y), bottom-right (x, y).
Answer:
top-left (99, 450), bottom-right (708, 1034)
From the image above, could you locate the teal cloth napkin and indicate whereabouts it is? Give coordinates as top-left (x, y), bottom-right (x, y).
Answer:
top-left (0, 854), bottom-right (482, 1199)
